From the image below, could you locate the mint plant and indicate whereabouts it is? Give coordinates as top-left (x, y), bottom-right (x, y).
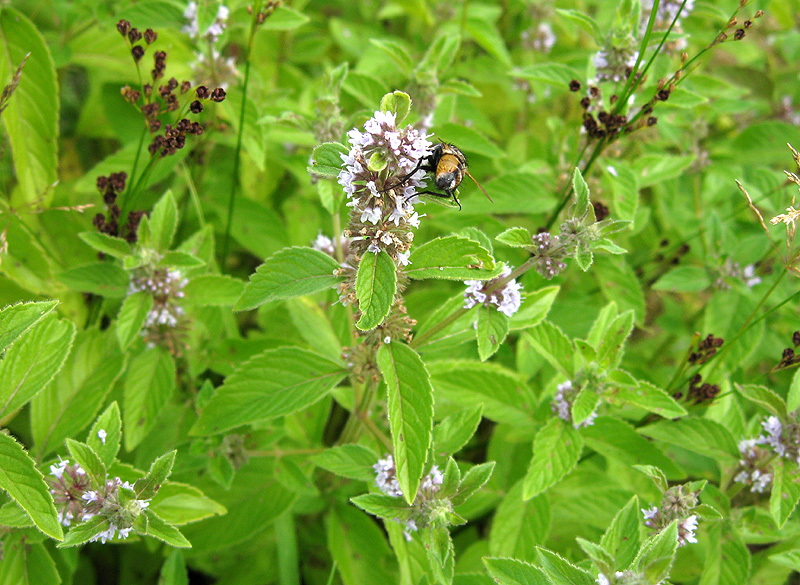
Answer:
top-left (1, 1), bottom-right (800, 584)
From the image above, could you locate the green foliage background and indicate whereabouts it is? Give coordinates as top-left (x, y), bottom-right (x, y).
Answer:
top-left (1, 0), bottom-right (800, 584)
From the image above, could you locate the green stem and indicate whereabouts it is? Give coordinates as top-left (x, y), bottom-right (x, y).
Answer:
top-left (220, 1), bottom-right (261, 265)
top-left (180, 162), bottom-right (206, 227)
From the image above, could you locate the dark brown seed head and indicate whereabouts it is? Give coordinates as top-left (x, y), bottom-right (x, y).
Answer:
top-left (210, 87), bottom-right (226, 102)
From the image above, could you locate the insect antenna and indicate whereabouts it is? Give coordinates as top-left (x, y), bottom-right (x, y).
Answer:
top-left (465, 170), bottom-right (493, 203)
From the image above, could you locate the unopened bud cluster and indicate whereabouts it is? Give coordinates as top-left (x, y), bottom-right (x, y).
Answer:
top-left (373, 454), bottom-right (444, 540)
top-left (530, 232), bottom-right (568, 279)
top-left (688, 333), bottom-right (724, 364)
top-left (48, 459), bottom-right (151, 544)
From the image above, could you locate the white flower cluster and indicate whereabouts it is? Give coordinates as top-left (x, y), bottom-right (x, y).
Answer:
top-left (642, 506), bottom-right (698, 547)
top-left (337, 110), bottom-right (430, 258)
top-left (733, 438), bottom-right (773, 493)
top-left (597, 571), bottom-right (655, 585)
top-left (521, 23), bottom-right (557, 53)
top-left (129, 268), bottom-right (188, 330)
top-left (463, 266), bottom-right (523, 317)
top-left (373, 455), bottom-right (444, 541)
top-left (593, 45), bottom-right (639, 83)
top-left (642, 0), bottom-right (695, 28)
top-left (49, 461), bottom-right (151, 543)
top-left (551, 380), bottom-right (598, 428)
top-left (183, 2), bottom-right (230, 43)
top-left (374, 454), bottom-right (403, 497)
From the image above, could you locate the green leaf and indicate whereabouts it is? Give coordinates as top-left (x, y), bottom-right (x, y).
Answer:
top-left (572, 168), bottom-right (591, 218)
top-left (0, 535), bottom-right (61, 584)
top-left (496, 227), bottom-right (533, 248)
top-left (489, 480), bottom-right (550, 561)
top-left (0, 501), bottom-right (33, 527)
top-left (260, 5), bottom-right (310, 30)
top-left (483, 557), bottom-right (550, 585)
top-left (465, 18), bottom-right (512, 67)
top-left (0, 300), bottom-right (57, 352)
top-left (136, 450), bottom-right (176, 500)
top-left (636, 522), bottom-right (678, 584)
top-left (522, 321), bottom-right (574, 377)
top-left (639, 418), bottom-right (739, 463)
top-left (235, 247), bottom-right (341, 311)
top-left (437, 123), bottom-right (505, 159)
top-left (310, 444), bottom-right (378, 482)
top-left (142, 510), bottom-right (191, 548)
top-left (369, 39), bottom-right (413, 75)
top-left (633, 154), bottom-right (694, 188)
top-left (600, 496), bottom-right (641, 569)
top-left (661, 87), bottom-right (709, 109)
top-left (536, 547), bottom-right (596, 585)
top-left (123, 347), bottom-right (176, 450)
top-left (58, 516), bottom-right (109, 547)
top-left (652, 266), bottom-right (711, 292)
top-left (789, 369), bottom-right (800, 412)
top-left (428, 361), bottom-right (535, 426)
top-left (522, 418), bottom-right (583, 499)
top-left (593, 256), bottom-right (646, 325)
top-left (770, 459), bottom-right (800, 528)
top-left (31, 327), bottom-right (125, 458)
top-left (286, 297), bottom-right (342, 361)
top-left (65, 439), bottom-right (106, 488)
top-left (607, 380), bottom-right (688, 419)
top-left (116, 290), bottom-right (153, 350)
top-left (308, 141), bottom-right (349, 179)
top-left (59, 263), bottom-right (130, 298)
top-left (0, 314), bottom-right (75, 420)
top-left (78, 231), bottom-right (131, 259)
top-left (433, 404), bottom-right (484, 456)
top-left (350, 494), bottom-right (413, 520)
top-left (150, 190), bottom-right (178, 252)
top-left (159, 549), bottom-right (188, 585)
top-left (419, 34), bottom-right (460, 72)
top-left (555, 8), bottom-right (601, 40)
top-left (377, 342), bottom-right (434, 504)
top-left (380, 90), bottom-right (411, 124)
top-left (511, 63), bottom-right (583, 86)
top-left (0, 432), bottom-right (62, 540)
top-left (736, 383), bottom-right (788, 419)
top-left (476, 306), bottom-right (509, 361)
top-left (0, 8), bottom-right (58, 204)
top-left (582, 417), bottom-right (685, 480)
top-left (407, 235), bottom-right (500, 280)
top-left (191, 347), bottom-right (345, 436)
top-left (596, 310), bottom-right (634, 368)
top-left (157, 251), bottom-right (205, 269)
top-left (356, 250), bottom-right (397, 331)
top-left (510, 286), bottom-right (560, 331)
top-left (147, 481), bottom-right (226, 526)
top-left (439, 78), bottom-right (482, 97)
top-left (453, 461), bottom-right (494, 506)
top-left (183, 274), bottom-right (245, 306)
top-left (326, 503), bottom-right (396, 585)
top-left (475, 172), bottom-right (556, 215)
top-left (86, 401), bottom-right (121, 468)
